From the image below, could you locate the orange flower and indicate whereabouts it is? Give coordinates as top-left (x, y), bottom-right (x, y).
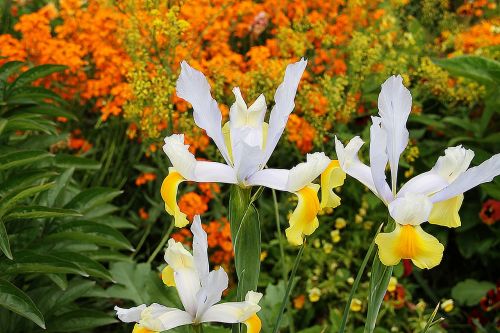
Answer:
top-left (293, 294), bottom-right (306, 309)
top-left (178, 192), bottom-right (208, 221)
top-left (384, 284), bottom-right (406, 309)
top-left (479, 199), bottom-right (500, 226)
top-left (286, 114), bottom-right (315, 153)
top-left (68, 130), bottom-right (92, 153)
top-left (135, 173), bottom-right (157, 186)
top-left (139, 207), bottom-right (149, 220)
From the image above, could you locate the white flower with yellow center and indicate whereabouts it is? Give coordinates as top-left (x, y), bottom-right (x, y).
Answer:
top-left (161, 59), bottom-right (345, 245)
top-left (335, 75), bottom-right (500, 269)
top-left (115, 216), bottom-right (262, 333)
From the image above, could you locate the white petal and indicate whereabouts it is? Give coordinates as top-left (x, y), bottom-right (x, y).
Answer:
top-left (199, 291), bottom-right (262, 324)
top-left (114, 304), bottom-right (146, 323)
top-left (246, 168), bottom-right (289, 191)
top-left (232, 138), bottom-right (265, 185)
top-left (377, 75), bottom-right (412, 192)
top-left (335, 136), bottom-right (378, 196)
top-left (140, 303), bottom-right (193, 331)
top-left (230, 87), bottom-right (266, 129)
top-left (176, 61), bottom-right (231, 164)
top-left (163, 134), bottom-right (237, 184)
top-left (389, 193), bottom-right (433, 225)
top-left (431, 153), bottom-right (500, 203)
top-left (369, 117), bottom-right (393, 204)
top-left (286, 152), bottom-right (331, 192)
top-left (191, 216), bottom-right (209, 283)
top-left (398, 171), bottom-right (449, 197)
top-left (431, 145), bottom-right (475, 182)
top-left (262, 58), bottom-right (307, 165)
top-left (195, 268), bottom-right (229, 320)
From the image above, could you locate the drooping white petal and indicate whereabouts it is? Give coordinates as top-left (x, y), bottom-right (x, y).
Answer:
top-left (176, 61), bottom-right (231, 164)
top-left (431, 145), bottom-right (475, 183)
top-left (397, 171), bottom-right (449, 197)
top-left (369, 117), bottom-right (393, 204)
top-left (164, 239), bottom-right (200, 316)
top-left (191, 215), bottom-right (209, 283)
top-left (335, 136), bottom-right (378, 196)
top-left (114, 304), bottom-right (146, 323)
top-left (246, 168), bottom-right (289, 191)
top-left (262, 58), bottom-right (307, 165)
top-left (195, 268), bottom-right (229, 321)
top-left (199, 291), bottom-right (262, 324)
top-left (139, 303), bottom-right (193, 331)
top-left (163, 134), bottom-right (237, 184)
top-left (431, 153), bottom-right (500, 203)
top-left (377, 75), bottom-right (412, 192)
top-left (286, 152), bottom-right (331, 192)
top-left (389, 193), bottom-right (433, 226)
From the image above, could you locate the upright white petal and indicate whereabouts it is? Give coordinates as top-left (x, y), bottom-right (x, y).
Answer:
top-left (262, 58), bottom-right (307, 165)
top-left (230, 87), bottom-right (266, 129)
top-left (115, 305), bottom-right (146, 323)
top-left (389, 193), bottom-right (433, 226)
top-left (200, 291), bottom-right (262, 324)
top-left (431, 153), bottom-right (500, 203)
top-left (163, 134), bottom-right (237, 184)
top-left (335, 136), bottom-right (378, 196)
top-left (431, 145), bottom-right (475, 183)
top-left (195, 268), bottom-right (229, 321)
top-left (139, 303), bottom-right (193, 331)
top-left (369, 117), bottom-right (393, 204)
top-left (191, 216), bottom-right (209, 283)
top-left (176, 61), bottom-right (231, 164)
top-left (377, 75), bottom-right (412, 193)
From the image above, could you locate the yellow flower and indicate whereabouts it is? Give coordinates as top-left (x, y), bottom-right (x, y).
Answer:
top-left (335, 217), bottom-right (347, 229)
top-left (387, 277), bottom-right (398, 292)
top-left (330, 230), bottom-right (341, 243)
top-left (308, 287), bottom-right (321, 302)
top-left (441, 299), bottom-right (454, 313)
top-left (355, 214), bottom-right (363, 224)
top-left (260, 251), bottom-right (268, 262)
top-left (350, 298), bottom-right (362, 312)
top-left (323, 242), bottom-right (333, 254)
top-left (347, 277), bottom-right (354, 285)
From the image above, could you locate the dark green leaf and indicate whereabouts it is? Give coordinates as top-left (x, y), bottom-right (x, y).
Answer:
top-left (451, 279), bottom-right (495, 306)
top-left (4, 206), bottom-right (82, 221)
top-left (0, 278), bottom-right (45, 329)
top-left (0, 250), bottom-right (87, 276)
top-left (0, 150), bottom-right (53, 171)
top-left (47, 309), bottom-right (116, 332)
top-left (0, 61), bottom-right (24, 81)
top-left (433, 56), bottom-right (500, 87)
top-left (64, 188), bottom-right (122, 213)
top-left (55, 154), bottom-right (101, 170)
top-left (8, 64), bottom-right (67, 91)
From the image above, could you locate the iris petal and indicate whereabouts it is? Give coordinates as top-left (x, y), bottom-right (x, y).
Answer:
top-left (428, 194), bottom-right (463, 228)
top-left (160, 169), bottom-right (189, 228)
top-left (320, 160), bottom-right (346, 209)
top-left (285, 184), bottom-right (321, 245)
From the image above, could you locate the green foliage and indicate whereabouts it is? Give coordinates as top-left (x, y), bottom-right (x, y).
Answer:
top-left (0, 62), bottom-right (133, 332)
top-left (451, 279), bottom-right (495, 307)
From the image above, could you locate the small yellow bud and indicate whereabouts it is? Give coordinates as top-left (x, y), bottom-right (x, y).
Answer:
top-left (347, 277), bottom-right (354, 285)
top-left (260, 251), bottom-right (268, 262)
top-left (323, 242), bottom-right (333, 254)
top-left (308, 287), bottom-right (321, 302)
top-left (416, 300), bottom-right (426, 311)
top-left (441, 299), bottom-right (454, 313)
top-left (335, 217), bottom-right (347, 229)
top-left (350, 298), bottom-right (362, 312)
top-left (387, 277), bottom-right (398, 292)
top-left (355, 214), bottom-right (363, 224)
top-left (363, 221), bottom-right (373, 230)
top-left (330, 230), bottom-right (341, 243)
top-left (313, 239), bottom-right (321, 248)
top-left (358, 207), bottom-right (367, 217)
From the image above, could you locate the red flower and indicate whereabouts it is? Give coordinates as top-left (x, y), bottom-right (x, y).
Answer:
top-left (479, 199), bottom-right (500, 225)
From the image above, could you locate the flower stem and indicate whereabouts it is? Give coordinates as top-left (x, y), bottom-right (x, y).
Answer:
top-left (272, 189), bottom-right (295, 333)
top-left (272, 239), bottom-right (306, 333)
top-left (338, 224), bottom-right (383, 333)
top-left (147, 221), bottom-right (174, 264)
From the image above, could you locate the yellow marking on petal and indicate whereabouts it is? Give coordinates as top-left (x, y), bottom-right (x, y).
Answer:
top-left (244, 314), bottom-right (261, 333)
top-left (320, 160), bottom-right (346, 209)
top-left (161, 265), bottom-right (176, 287)
top-left (428, 194), bottom-right (463, 228)
top-left (222, 121), bottom-right (269, 164)
top-left (133, 324), bottom-right (157, 333)
top-left (285, 184), bottom-right (321, 246)
top-left (375, 224), bottom-right (444, 269)
top-left (160, 170), bottom-right (189, 227)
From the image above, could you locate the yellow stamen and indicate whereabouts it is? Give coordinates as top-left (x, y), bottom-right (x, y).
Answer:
top-left (285, 184), bottom-right (321, 245)
top-left (428, 194), bottom-right (463, 228)
top-left (161, 265), bottom-right (176, 287)
top-left (132, 324), bottom-right (157, 333)
top-left (320, 160), bottom-right (346, 209)
top-left (160, 169), bottom-right (189, 227)
top-left (244, 314), bottom-right (261, 333)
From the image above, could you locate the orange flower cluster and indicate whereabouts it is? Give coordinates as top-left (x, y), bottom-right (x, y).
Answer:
top-left (384, 284), bottom-right (406, 309)
top-left (457, 0), bottom-right (497, 17)
top-left (0, 1), bottom-right (131, 120)
top-left (455, 19), bottom-right (500, 53)
top-left (177, 182), bottom-right (221, 221)
top-left (68, 129), bottom-right (92, 153)
top-left (286, 114), bottom-right (316, 153)
top-left (135, 173), bottom-right (157, 186)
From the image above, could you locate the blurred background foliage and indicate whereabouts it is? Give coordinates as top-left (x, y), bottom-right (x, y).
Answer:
top-left (0, 0), bottom-right (499, 332)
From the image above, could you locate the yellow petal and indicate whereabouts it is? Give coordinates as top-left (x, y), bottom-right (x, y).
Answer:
top-left (133, 324), bottom-right (157, 333)
top-left (160, 169), bottom-right (189, 228)
top-left (285, 184), bottom-right (321, 246)
top-left (320, 160), bottom-right (346, 209)
top-left (161, 265), bottom-right (176, 287)
top-left (428, 194), bottom-right (463, 228)
top-left (244, 314), bottom-right (262, 333)
top-left (375, 224), bottom-right (444, 269)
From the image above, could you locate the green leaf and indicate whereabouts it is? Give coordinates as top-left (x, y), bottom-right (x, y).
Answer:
top-left (451, 279), bottom-right (495, 306)
top-left (46, 274), bottom-right (68, 291)
top-left (0, 118), bottom-right (7, 135)
top-left (6, 86), bottom-right (68, 105)
top-left (47, 309), bottom-right (117, 332)
top-left (0, 182), bottom-right (55, 219)
top-left (64, 187), bottom-right (122, 213)
top-left (8, 64), bottom-right (67, 91)
top-left (3, 117), bottom-right (55, 134)
top-left (0, 61), bottom-right (24, 81)
top-left (0, 250), bottom-right (87, 276)
top-left (46, 220), bottom-right (133, 250)
top-left (54, 154), bottom-right (101, 170)
top-left (4, 206), bottom-right (81, 221)
top-left (259, 281), bottom-right (287, 333)
top-left (11, 104), bottom-right (76, 120)
top-left (46, 167), bottom-right (74, 207)
top-left (433, 56), bottom-right (500, 87)
top-left (0, 221), bottom-right (12, 259)
top-left (49, 251), bottom-right (113, 281)
top-left (0, 169), bottom-right (57, 196)
top-left (0, 278), bottom-right (45, 329)
top-left (0, 150), bottom-right (53, 171)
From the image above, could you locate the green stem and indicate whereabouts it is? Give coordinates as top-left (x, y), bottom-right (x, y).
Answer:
top-left (147, 221), bottom-right (174, 264)
top-left (132, 222), bottom-right (153, 259)
top-left (272, 240), bottom-right (306, 333)
top-left (338, 224), bottom-right (383, 333)
top-left (272, 189), bottom-right (295, 333)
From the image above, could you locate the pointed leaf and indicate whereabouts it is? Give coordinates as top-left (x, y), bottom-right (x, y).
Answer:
top-left (0, 278), bottom-right (45, 329)
top-left (0, 150), bottom-right (53, 171)
top-left (8, 64), bottom-right (67, 90)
